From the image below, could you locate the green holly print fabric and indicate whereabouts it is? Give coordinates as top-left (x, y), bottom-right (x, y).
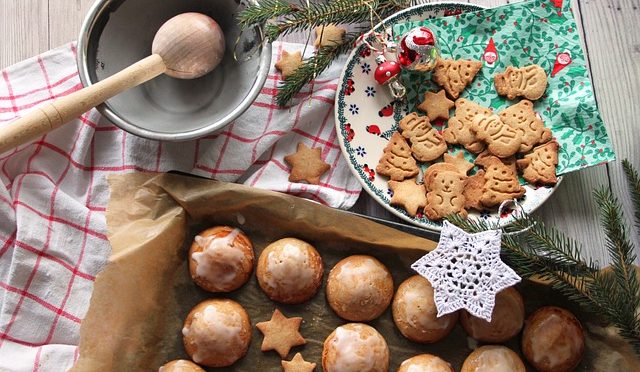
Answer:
top-left (393, 0), bottom-right (614, 174)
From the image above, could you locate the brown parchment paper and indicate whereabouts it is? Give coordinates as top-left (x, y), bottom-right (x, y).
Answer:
top-left (71, 172), bottom-right (640, 372)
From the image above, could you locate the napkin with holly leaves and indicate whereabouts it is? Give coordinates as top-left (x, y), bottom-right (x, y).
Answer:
top-left (393, 0), bottom-right (614, 174)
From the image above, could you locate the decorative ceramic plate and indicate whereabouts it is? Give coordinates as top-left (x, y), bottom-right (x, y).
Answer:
top-left (335, 2), bottom-right (560, 232)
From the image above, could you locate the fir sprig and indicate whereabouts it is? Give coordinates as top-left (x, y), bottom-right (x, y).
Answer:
top-left (237, 0), bottom-right (298, 29)
top-left (448, 161), bottom-right (640, 352)
top-left (623, 159), bottom-right (640, 229)
top-left (276, 32), bottom-right (360, 106)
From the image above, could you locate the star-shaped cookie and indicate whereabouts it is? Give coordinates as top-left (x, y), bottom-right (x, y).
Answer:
top-left (388, 178), bottom-right (427, 217)
top-left (281, 352), bottom-right (316, 372)
top-left (275, 50), bottom-right (303, 79)
top-left (417, 90), bottom-right (455, 121)
top-left (313, 24), bottom-right (346, 48)
top-left (256, 309), bottom-right (306, 358)
top-left (284, 143), bottom-right (331, 184)
top-left (444, 152), bottom-right (474, 175)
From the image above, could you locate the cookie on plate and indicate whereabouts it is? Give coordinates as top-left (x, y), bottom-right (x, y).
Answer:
top-left (442, 98), bottom-right (491, 153)
top-left (376, 132), bottom-right (420, 181)
top-left (499, 99), bottom-right (552, 152)
top-left (424, 165), bottom-right (467, 220)
top-left (322, 323), bottom-right (389, 372)
top-left (494, 64), bottom-right (547, 100)
top-left (256, 238), bottom-right (324, 304)
top-left (189, 226), bottom-right (254, 293)
top-left (463, 170), bottom-right (486, 211)
top-left (475, 155), bottom-right (525, 207)
top-left (471, 114), bottom-right (523, 159)
top-left (388, 178), bottom-right (427, 217)
top-left (517, 140), bottom-right (559, 185)
top-left (417, 90), bottom-right (455, 121)
top-left (182, 299), bottom-right (251, 367)
top-left (326, 255), bottom-right (394, 321)
top-left (432, 58), bottom-right (482, 99)
top-left (398, 112), bottom-right (447, 162)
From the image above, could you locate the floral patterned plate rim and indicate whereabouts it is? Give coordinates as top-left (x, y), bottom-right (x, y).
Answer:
top-left (334, 1), bottom-right (562, 232)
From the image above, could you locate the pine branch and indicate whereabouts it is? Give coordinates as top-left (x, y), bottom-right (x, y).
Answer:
top-left (623, 159), bottom-right (640, 230)
top-left (237, 0), bottom-right (298, 29)
top-left (276, 32), bottom-right (360, 107)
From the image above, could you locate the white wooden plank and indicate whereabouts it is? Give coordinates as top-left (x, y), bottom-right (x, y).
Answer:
top-left (0, 0), bottom-right (49, 69)
top-left (577, 0), bottom-right (640, 261)
top-left (48, 0), bottom-right (94, 48)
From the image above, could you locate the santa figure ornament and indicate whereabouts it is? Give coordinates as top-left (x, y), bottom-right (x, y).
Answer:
top-left (397, 26), bottom-right (440, 71)
top-left (551, 51), bottom-right (572, 77)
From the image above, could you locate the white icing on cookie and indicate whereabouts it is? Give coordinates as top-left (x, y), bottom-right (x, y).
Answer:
top-left (192, 229), bottom-right (244, 287)
top-left (264, 243), bottom-right (315, 291)
top-left (530, 313), bottom-right (579, 367)
top-left (402, 286), bottom-right (452, 331)
top-left (474, 348), bottom-right (519, 372)
top-left (330, 326), bottom-right (380, 371)
top-left (182, 305), bottom-right (242, 363)
top-left (336, 258), bottom-right (387, 305)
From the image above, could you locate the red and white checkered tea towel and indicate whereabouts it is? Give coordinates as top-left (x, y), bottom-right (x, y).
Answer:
top-left (0, 41), bottom-right (360, 371)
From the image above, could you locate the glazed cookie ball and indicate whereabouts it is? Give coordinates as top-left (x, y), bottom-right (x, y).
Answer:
top-left (392, 275), bottom-right (458, 343)
top-left (522, 306), bottom-right (585, 372)
top-left (461, 345), bottom-right (525, 372)
top-left (158, 359), bottom-right (205, 372)
top-left (322, 323), bottom-right (389, 372)
top-left (256, 238), bottom-right (324, 304)
top-left (189, 226), bottom-right (254, 293)
top-left (326, 255), bottom-right (394, 321)
top-left (460, 286), bottom-right (525, 343)
top-left (182, 299), bottom-right (251, 367)
top-left (397, 354), bottom-right (454, 372)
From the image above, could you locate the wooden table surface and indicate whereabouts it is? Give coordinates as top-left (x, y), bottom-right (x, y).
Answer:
top-left (1, 0), bottom-right (638, 266)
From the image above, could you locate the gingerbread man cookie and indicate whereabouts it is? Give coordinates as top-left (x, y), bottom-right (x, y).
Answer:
top-left (517, 140), bottom-right (559, 185)
top-left (398, 113), bottom-right (447, 162)
top-left (432, 58), bottom-right (483, 99)
top-left (442, 98), bottom-right (491, 154)
top-left (499, 100), bottom-right (552, 152)
top-left (471, 114), bottom-right (523, 159)
top-left (376, 132), bottom-right (420, 181)
top-left (476, 155), bottom-right (526, 207)
top-left (494, 64), bottom-right (547, 101)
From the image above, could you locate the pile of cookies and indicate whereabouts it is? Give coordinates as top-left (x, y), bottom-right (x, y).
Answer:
top-left (376, 59), bottom-right (560, 221)
top-left (159, 226), bottom-right (586, 372)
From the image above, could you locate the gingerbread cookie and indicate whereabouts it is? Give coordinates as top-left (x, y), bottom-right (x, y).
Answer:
top-left (463, 170), bottom-right (485, 211)
top-left (517, 140), bottom-right (559, 185)
top-left (471, 114), bottom-right (523, 158)
top-left (313, 24), bottom-right (346, 48)
top-left (432, 58), bottom-right (482, 99)
top-left (388, 178), bottom-right (427, 217)
top-left (443, 152), bottom-right (474, 175)
top-left (424, 167), bottom-right (467, 220)
top-left (376, 132), bottom-right (420, 181)
top-left (284, 143), bottom-right (331, 184)
top-left (475, 150), bottom-right (517, 175)
top-left (499, 100), bottom-right (552, 152)
top-left (476, 155), bottom-right (525, 207)
top-left (275, 50), bottom-right (303, 79)
top-left (398, 113), bottom-right (447, 162)
top-left (442, 98), bottom-right (491, 153)
top-left (256, 309), bottom-right (306, 358)
top-left (494, 64), bottom-right (547, 100)
top-left (417, 90), bottom-right (455, 121)
top-left (282, 353), bottom-right (316, 372)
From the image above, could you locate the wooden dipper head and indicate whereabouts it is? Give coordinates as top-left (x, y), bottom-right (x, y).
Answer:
top-left (152, 12), bottom-right (226, 79)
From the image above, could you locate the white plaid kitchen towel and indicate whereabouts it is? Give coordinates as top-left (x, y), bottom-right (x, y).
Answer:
top-left (0, 41), bottom-right (360, 371)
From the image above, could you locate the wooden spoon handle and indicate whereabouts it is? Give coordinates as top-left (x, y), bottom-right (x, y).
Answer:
top-left (0, 54), bottom-right (166, 154)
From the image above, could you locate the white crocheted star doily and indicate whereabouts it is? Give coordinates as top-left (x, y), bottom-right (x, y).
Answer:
top-left (411, 221), bottom-right (521, 322)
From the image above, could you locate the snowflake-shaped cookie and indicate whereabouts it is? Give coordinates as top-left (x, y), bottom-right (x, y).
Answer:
top-left (411, 221), bottom-right (521, 321)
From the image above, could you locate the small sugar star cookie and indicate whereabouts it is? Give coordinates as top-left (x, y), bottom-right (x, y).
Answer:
top-left (313, 24), bottom-right (346, 48)
top-left (281, 352), bottom-right (316, 372)
top-left (256, 309), bottom-right (306, 358)
top-left (417, 90), bottom-right (455, 121)
top-left (444, 152), bottom-right (474, 175)
top-left (388, 178), bottom-right (427, 217)
top-left (275, 50), bottom-right (303, 79)
top-left (284, 143), bottom-right (331, 185)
